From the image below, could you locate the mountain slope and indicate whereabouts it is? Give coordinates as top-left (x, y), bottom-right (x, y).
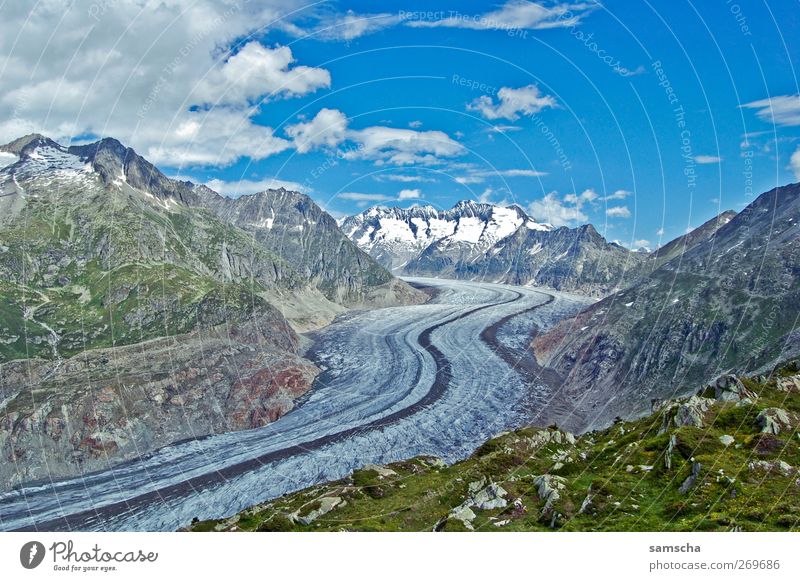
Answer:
top-left (0, 134), bottom-right (422, 489)
top-left (532, 183), bottom-right (800, 431)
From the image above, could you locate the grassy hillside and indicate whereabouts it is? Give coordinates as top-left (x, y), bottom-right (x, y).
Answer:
top-left (189, 362), bottom-right (800, 532)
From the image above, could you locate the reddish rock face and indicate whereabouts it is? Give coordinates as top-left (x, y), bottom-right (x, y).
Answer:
top-left (226, 362), bottom-right (319, 430)
top-left (0, 316), bottom-right (320, 490)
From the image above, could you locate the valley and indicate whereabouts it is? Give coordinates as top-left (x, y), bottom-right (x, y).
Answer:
top-left (0, 278), bottom-right (590, 531)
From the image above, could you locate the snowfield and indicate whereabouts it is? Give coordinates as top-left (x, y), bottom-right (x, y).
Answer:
top-left (0, 278), bottom-right (588, 532)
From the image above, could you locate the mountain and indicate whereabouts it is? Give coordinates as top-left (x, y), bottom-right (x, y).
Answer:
top-left (0, 134), bottom-right (423, 489)
top-left (532, 183), bottom-right (800, 431)
top-left (342, 201), bottom-right (649, 295)
top-left (189, 362), bottom-right (800, 532)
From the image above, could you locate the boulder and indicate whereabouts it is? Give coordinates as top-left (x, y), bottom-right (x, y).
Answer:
top-left (756, 408), bottom-right (794, 435)
top-left (719, 434), bottom-right (735, 447)
top-left (776, 375), bottom-right (800, 393)
top-left (294, 496), bottom-right (345, 525)
top-left (679, 462), bottom-right (702, 494)
top-left (471, 483), bottom-right (509, 510)
top-left (532, 474), bottom-right (566, 515)
top-left (711, 375), bottom-right (757, 402)
top-left (660, 396), bottom-right (715, 433)
top-left (448, 505), bottom-right (476, 530)
top-left (363, 463), bottom-right (397, 479)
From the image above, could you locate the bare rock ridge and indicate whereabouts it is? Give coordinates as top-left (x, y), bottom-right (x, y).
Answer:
top-left (0, 133), bottom-right (423, 490)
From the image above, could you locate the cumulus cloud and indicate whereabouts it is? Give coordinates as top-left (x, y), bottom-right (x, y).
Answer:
top-left (193, 42), bottom-right (330, 106)
top-left (467, 84), bottom-right (556, 121)
top-left (346, 126), bottom-right (465, 165)
top-left (283, 108), bottom-right (465, 166)
top-left (633, 239), bottom-right (651, 249)
top-left (528, 191), bottom-right (589, 227)
top-left (694, 155), bottom-right (722, 164)
top-left (143, 108), bottom-right (291, 166)
top-left (397, 188), bottom-right (422, 200)
top-left (742, 95), bottom-right (800, 127)
top-left (565, 188), bottom-right (598, 205)
top-left (0, 0), bottom-right (324, 168)
top-left (606, 206), bottom-right (632, 218)
top-left (204, 176), bottom-right (308, 197)
top-left (285, 108), bottom-right (349, 153)
top-left (405, 1), bottom-right (595, 31)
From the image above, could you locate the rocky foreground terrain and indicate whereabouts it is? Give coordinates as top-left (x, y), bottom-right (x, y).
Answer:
top-left (188, 361), bottom-right (800, 532)
top-left (0, 134), bottom-right (424, 489)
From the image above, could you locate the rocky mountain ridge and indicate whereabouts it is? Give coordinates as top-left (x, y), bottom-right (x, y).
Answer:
top-left (0, 133), bottom-right (423, 489)
top-left (532, 182), bottom-right (800, 431)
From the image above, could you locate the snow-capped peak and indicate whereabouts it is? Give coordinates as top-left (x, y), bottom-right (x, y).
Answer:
top-left (340, 200), bottom-right (549, 272)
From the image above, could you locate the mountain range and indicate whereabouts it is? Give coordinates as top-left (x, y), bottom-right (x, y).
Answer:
top-left (0, 134), bottom-right (423, 488)
top-left (342, 200), bottom-right (735, 296)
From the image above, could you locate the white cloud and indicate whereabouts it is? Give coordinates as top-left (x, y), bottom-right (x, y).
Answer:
top-left (205, 177), bottom-right (308, 197)
top-left (0, 0), bottom-right (323, 168)
top-left (346, 125), bottom-right (465, 166)
top-left (285, 108), bottom-right (349, 153)
top-left (283, 108), bottom-right (465, 166)
top-left (742, 95), bottom-right (800, 127)
top-left (527, 192), bottom-right (588, 227)
top-left (467, 84), bottom-right (556, 121)
top-left (656, 228), bottom-right (666, 236)
top-left (338, 192), bottom-right (394, 202)
top-left (455, 176), bottom-right (486, 185)
top-left (602, 189), bottom-right (631, 201)
top-left (565, 188), bottom-right (599, 205)
top-left (397, 188), bottom-right (422, 200)
top-left (291, 10), bottom-right (403, 41)
top-left (791, 146), bottom-right (800, 180)
top-left (694, 155), bottom-right (722, 164)
top-left (495, 168), bottom-right (547, 177)
top-left (376, 174), bottom-right (437, 183)
top-left (193, 42), bottom-right (330, 106)
top-left (487, 124), bottom-right (523, 133)
top-left (633, 239), bottom-right (651, 248)
top-left (143, 108), bottom-right (291, 166)
top-left (455, 168), bottom-right (547, 183)
top-left (405, 1), bottom-right (595, 31)
top-left (606, 206), bottom-right (632, 218)
top-left (408, 120), bottom-right (423, 128)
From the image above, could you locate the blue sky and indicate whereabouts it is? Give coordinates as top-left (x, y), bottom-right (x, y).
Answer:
top-left (1, 1), bottom-right (799, 249)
